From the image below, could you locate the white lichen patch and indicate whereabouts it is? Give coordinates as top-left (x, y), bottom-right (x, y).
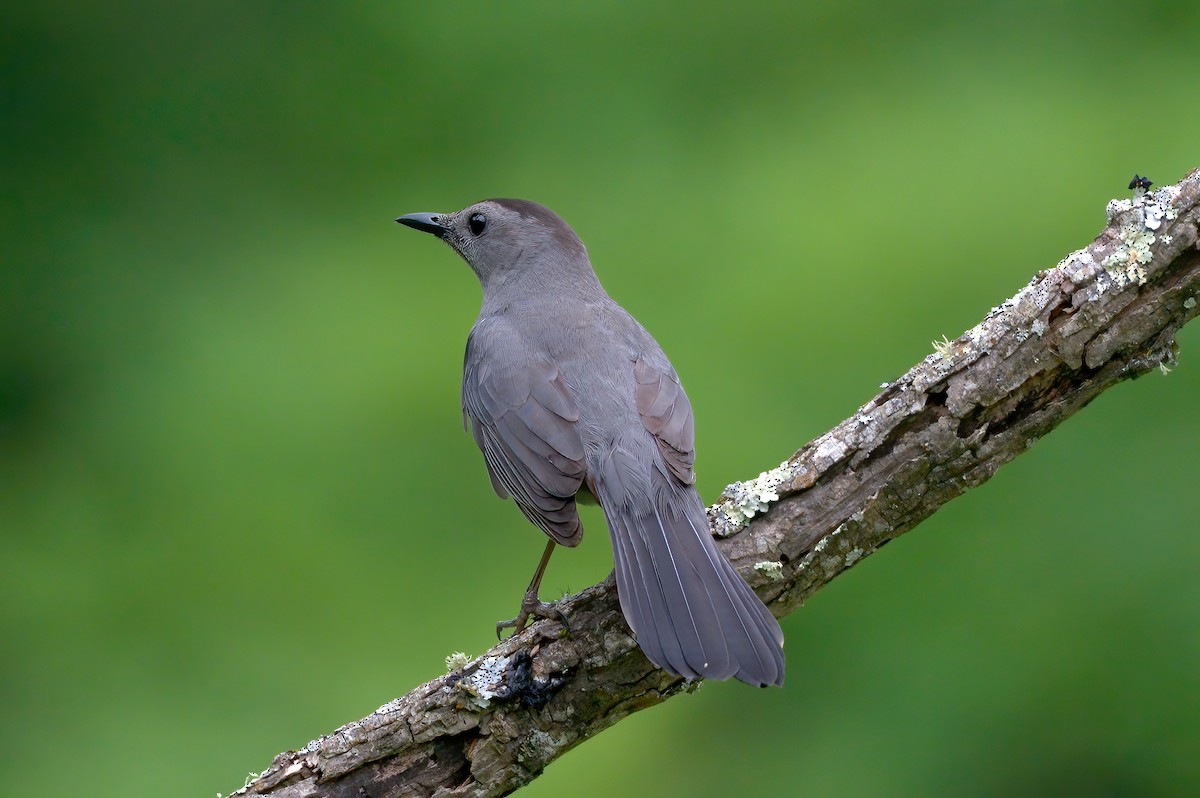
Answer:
top-left (753, 561), bottom-right (785, 581)
top-left (445, 651), bottom-right (470, 672)
top-left (1138, 187), bottom-right (1180, 230)
top-left (455, 654), bottom-right (514, 708)
top-left (1184, 297), bottom-right (1197, 310)
top-left (1157, 183), bottom-right (1182, 213)
top-left (990, 294), bottom-right (1020, 319)
top-left (375, 697), bottom-right (405, 716)
top-left (1031, 319), bottom-right (1048, 337)
top-left (814, 436), bottom-right (848, 463)
top-left (714, 461), bottom-right (793, 534)
top-left (1143, 203), bottom-right (1166, 230)
top-left (1106, 198), bottom-right (1133, 224)
top-left (844, 547), bottom-right (864, 567)
top-left (1059, 247), bottom-right (1098, 283)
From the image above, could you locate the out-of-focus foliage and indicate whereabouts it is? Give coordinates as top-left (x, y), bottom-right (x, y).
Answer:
top-left (3, 2), bottom-right (1198, 796)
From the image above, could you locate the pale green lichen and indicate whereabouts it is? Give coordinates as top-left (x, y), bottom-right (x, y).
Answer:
top-left (1108, 225), bottom-right (1156, 265)
top-left (931, 334), bottom-right (954, 358)
top-left (445, 651), bottom-right (470, 672)
top-left (753, 561), bottom-right (784, 581)
top-left (712, 461), bottom-right (794, 535)
top-left (1099, 184), bottom-right (1183, 288)
top-left (1102, 223), bottom-right (1155, 286)
top-left (1184, 297), bottom-right (1197, 309)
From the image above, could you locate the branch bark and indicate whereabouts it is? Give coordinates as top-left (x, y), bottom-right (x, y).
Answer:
top-left (229, 168), bottom-right (1200, 798)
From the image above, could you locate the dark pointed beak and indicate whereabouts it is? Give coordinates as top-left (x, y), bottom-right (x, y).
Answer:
top-left (395, 212), bottom-right (448, 238)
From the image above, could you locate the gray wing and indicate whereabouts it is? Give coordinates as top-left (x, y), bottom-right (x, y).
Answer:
top-left (633, 356), bottom-right (696, 485)
top-left (463, 325), bottom-right (587, 546)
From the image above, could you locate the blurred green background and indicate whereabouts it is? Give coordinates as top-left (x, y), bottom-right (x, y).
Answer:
top-left (3, 2), bottom-right (1198, 796)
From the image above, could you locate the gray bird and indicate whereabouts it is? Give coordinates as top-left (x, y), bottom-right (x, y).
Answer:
top-left (396, 199), bottom-right (785, 686)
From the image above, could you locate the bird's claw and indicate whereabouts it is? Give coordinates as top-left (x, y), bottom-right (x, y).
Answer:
top-left (496, 589), bottom-right (570, 640)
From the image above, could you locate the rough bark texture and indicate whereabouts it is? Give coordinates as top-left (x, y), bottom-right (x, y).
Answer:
top-left (227, 169), bottom-right (1200, 798)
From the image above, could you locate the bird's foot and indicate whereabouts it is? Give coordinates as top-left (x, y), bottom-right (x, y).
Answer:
top-left (496, 588), bottom-right (570, 639)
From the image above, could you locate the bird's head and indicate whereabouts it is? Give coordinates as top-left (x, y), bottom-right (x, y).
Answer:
top-left (397, 198), bottom-right (590, 291)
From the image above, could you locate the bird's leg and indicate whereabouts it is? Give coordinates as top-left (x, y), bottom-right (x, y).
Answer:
top-left (496, 539), bottom-right (570, 639)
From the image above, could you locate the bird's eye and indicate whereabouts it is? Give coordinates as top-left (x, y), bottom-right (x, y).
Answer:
top-left (468, 213), bottom-right (487, 236)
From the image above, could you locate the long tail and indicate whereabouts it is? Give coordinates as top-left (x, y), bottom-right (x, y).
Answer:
top-left (594, 450), bottom-right (785, 686)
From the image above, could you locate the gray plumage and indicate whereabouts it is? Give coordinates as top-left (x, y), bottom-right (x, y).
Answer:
top-left (396, 199), bottom-right (785, 686)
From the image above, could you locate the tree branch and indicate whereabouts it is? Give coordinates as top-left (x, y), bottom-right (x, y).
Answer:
top-left (229, 168), bottom-right (1200, 798)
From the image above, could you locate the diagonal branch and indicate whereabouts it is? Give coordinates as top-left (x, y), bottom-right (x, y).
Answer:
top-left (229, 168), bottom-right (1200, 798)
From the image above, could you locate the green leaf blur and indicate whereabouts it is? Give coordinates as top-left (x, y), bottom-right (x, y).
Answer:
top-left (3, 2), bottom-right (1198, 796)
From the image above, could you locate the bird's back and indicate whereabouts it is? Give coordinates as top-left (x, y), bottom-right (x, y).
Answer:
top-left (472, 292), bottom-right (785, 685)
top-left (401, 196), bottom-right (785, 685)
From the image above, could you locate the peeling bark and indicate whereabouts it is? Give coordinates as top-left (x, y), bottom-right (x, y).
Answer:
top-left (227, 169), bottom-right (1200, 798)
